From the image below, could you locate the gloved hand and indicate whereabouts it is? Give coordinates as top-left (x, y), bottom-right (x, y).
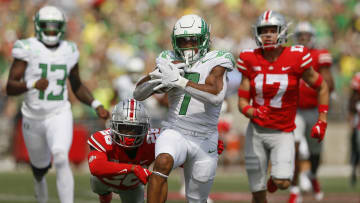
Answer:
top-left (217, 139), bottom-right (224, 155)
top-left (150, 61), bottom-right (188, 91)
top-left (253, 106), bottom-right (270, 120)
top-left (310, 120), bottom-right (327, 143)
top-left (133, 165), bottom-right (152, 185)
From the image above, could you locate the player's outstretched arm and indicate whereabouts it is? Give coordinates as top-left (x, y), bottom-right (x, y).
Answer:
top-left (302, 67), bottom-right (329, 142)
top-left (88, 149), bottom-right (151, 184)
top-left (69, 63), bottom-right (109, 119)
top-left (133, 75), bottom-right (158, 101)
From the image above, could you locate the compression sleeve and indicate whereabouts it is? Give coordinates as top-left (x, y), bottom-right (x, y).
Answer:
top-left (133, 79), bottom-right (161, 101)
top-left (88, 150), bottom-right (135, 177)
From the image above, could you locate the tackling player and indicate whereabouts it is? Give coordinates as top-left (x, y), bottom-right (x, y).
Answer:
top-left (236, 11), bottom-right (329, 203)
top-left (87, 99), bottom-right (154, 203)
top-left (288, 21), bottom-right (334, 203)
top-left (6, 6), bottom-right (109, 203)
top-left (134, 14), bottom-right (234, 202)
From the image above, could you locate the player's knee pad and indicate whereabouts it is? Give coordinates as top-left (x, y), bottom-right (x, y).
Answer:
top-left (53, 151), bottom-right (69, 168)
top-left (30, 163), bottom-right (51, 182)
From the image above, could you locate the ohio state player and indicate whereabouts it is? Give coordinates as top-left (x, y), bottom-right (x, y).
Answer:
top-left (87, 99), bottom-right (155, 203)
top-left (237, 11), bottom-right (329, 203)
top-left (289, 22), bottom-right (334, 203)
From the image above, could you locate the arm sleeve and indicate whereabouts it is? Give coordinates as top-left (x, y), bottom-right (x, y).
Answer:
top-left (67, 41), bottom-right (80, 69)
top-left (88, 150), bottom-right (135, 177)
top-left (133, 79), bottom-right (161, 101)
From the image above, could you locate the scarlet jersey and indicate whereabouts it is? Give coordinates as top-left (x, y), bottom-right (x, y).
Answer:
top-left (237, 45), bottom-right (312, 132)
top-left (87, 128), bottom-right (160, 190)
top-left (298, 49), bottom-right (332, 108)
top-left (351, 72), bottom-right (360, 92)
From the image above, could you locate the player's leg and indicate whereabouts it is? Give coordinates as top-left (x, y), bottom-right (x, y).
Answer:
top-left (90, 175), bottom-right (113, 203)
top-left (303, 109), bottom-right (324, 199)
top-left (288, 114), bottom-right (306, 203)
top-left (46, 110), bottom-right (74, 203)
top-left (183, 135), bottom-right (218, 202)
top-left (117, 185), bottom-right (144, 203)
top-left (22, 116), bottom-right (51, 203)
top-left (245, 123), bottom-right (270, 203)
top-left (268, 130), bottom-right (295, 191)
top-left (147, 129), bottom-right (187, 203)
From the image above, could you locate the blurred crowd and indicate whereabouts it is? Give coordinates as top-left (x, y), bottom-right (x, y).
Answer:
top-left (1, 0), bottom-right (360, 165)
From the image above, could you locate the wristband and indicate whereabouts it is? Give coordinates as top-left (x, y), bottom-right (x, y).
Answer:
top-left (238, 89), bottom-right (250, 99)
top-left (318, 104), bottom-right (328, 113)
top-left (241, 105), bottom-right (252, 115)
top-left (26, 80), bottom-right (36, 90)
top-left (177, 77), bottom-right (189, 89)
top-left (91, 100), bottom-right (102, 110)
top-left (310, 75), bottom-right (323, 89)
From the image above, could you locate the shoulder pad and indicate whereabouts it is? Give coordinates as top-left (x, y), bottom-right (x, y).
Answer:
top-left (12, 39), bottom-right (32, 61)
top-left (66, 41), bottom-right (78, 53)
top-left (145, 128), bottom-right (160, 145)
top-left (87, 129), bottom-right (113, 152)
top-left (201, 50), bottom-right (235, 70)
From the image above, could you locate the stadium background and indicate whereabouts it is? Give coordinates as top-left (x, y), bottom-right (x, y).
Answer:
top-left (0, 0), bottom-right (359, 202)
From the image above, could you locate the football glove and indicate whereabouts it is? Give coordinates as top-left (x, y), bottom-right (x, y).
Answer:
top-left (310, 120), bottom-right (327, 143)
top-left (151, 61), bottom-right (188, 91)
top-left (218, 139), bottom-right (224, 155)
top-left (133, 165), bottom-right (152, 185)
top-left (253, 106), bottom-right (270, 120)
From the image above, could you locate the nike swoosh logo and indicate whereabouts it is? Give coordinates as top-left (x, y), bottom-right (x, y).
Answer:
top-left (282, 66), bottom-right (291, 71)
top-left (208, 149), bottom-right (217, 153)
top-left (119, 169), bottom-right (127, 173)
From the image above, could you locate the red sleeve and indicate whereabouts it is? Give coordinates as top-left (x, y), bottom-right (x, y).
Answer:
top-left (317, 50), bottom-right (332, 67)
top-left (351, 73), bottom-right (360, 91)
top-left (88, 150), bottom-right (135, 177)
top-left (236, 50), bottom-right (253, 78)
top-left (87, 129), bottom-right (113, 152)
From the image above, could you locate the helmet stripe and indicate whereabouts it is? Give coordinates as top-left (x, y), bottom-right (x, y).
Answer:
top-left (264, 10), bottom-right (271, 21)
top-left (129, 99), bottom-right (136, 121)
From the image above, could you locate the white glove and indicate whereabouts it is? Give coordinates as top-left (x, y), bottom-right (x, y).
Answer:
top-left (150, 61), bottom-right (189, 91)
top-left (149, 68), bottom-right (162, 79)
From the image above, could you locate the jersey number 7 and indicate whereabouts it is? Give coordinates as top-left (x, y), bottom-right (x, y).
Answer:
top-left (179, 72), bottom-right (200, 115)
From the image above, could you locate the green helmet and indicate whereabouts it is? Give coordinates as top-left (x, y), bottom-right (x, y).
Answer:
top-left (171, 14), bottom-right (210, 64)
top-left (34, 6), bottom-right (66, 46)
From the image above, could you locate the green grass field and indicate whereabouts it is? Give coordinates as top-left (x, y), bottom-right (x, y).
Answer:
top-left (0, 167), bottom-right (359, 203)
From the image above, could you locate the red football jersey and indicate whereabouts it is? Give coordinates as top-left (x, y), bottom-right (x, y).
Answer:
top-left (87, 128), bottom-right (160, 190)
top-left (351, 72), bottom-right (360, 92)
top-left (298, 49), bottom-right (332, 108)
top-left (237, 45), bottom-right (312, 132)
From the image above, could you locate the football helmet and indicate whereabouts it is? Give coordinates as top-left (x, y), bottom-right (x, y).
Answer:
top-left (294, 21), bottom-right (315, 48)
top-left (34, 6), bottom-right (66, 46)
top-left (110, 99), bottom-right (150, 148)
top-left (254, 10), bottom-right (288, 48)
top-left (171, 14), bottom-right (210, 64)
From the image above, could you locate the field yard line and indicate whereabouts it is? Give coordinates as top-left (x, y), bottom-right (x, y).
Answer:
top-left (0, 193), bottom-right (98, 203)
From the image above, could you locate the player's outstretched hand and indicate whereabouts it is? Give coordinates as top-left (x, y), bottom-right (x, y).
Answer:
top-left (34, 78), bottom-right (49, 91)
top-left (96, 106), bottom-right (110, 120)
top-left (133, 165), bottom-right (152, 185)
top-left (311, 120), bottom-right (327, 143)
top-left (253, 106), bottom-right (270, 120)
top-left (217, 139), bottom-right (224, 155)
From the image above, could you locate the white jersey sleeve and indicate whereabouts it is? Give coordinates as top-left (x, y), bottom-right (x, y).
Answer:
top-left (65, 41), bottom-right (80, 69)
top-left (200, 50), bottom-right (235, 71)
top-left (12, 39), bottom-right (32, 62)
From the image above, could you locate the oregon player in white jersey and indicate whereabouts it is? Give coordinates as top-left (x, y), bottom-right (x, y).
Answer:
top-left (134, 14), bottom-right (234, 203)
top-left (6, 6), bottom-right (109, 203)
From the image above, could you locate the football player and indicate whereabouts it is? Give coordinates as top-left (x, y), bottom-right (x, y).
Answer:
top-left (6, 6), bottom-right (109, 203)
top-left (348, 73), bottom-right (360, 187)
top-left (87, 99), bottom-right (155, 203)
top-left (236, 11), bottom-right (329, 203)
top-left (134, 14), bottom-right (234, 202)
top-left (288, 21), bottom-right (334, 203)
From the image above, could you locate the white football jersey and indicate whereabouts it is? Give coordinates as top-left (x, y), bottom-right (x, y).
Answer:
top-left (12, 37), bottom-right (79, 119)
top-left (157, 50), bottom-right (235, 135)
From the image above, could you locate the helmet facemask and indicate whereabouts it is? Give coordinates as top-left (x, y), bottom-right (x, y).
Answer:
top-left (34, 6), bottom-right (66, 46)
top-left (171, 14), bottom-right (210, 65)
top-left (110, 99), bottom-right (150, 148)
